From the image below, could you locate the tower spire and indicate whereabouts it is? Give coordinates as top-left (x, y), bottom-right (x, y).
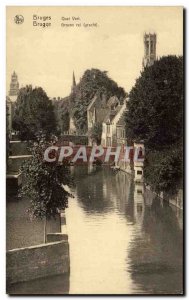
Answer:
top-left (9, 71), bottom-right (19, 96)
top-left (142, 33), bottom-right (157, 70)
top-left (71, 71), bottom-right (76, 93)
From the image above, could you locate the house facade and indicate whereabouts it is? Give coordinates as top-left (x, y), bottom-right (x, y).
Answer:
top-left (101, 99), bottom-right (127, 148)
top-left (87, 94), bottom-right (120, 145)
top-left (69, 116), bottom-right (77, 134)
top-left (87, 94), bottom-right (120, 132)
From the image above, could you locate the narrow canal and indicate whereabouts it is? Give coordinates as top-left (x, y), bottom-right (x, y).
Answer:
top-left (8, 166), bottom-right (183, 295)
top-left (66, 166), bottom-right (183, 294)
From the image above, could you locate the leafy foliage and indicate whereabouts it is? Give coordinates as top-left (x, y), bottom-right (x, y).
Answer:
top-left (19, 134), bottom-right (74, 220)
top-left (6, 103), bottom-right (10, 167)
top-left (144, 147), bottom-right (183, 195)
top-left (126, 56), bottom-right (183, 149)
top-left (70, 69), bottom-right (126, 133)
top-left (125, 56), bottom-right (183, 195)
top-left (53, 97), bottom-right (70, 134)
top-left (13, 85), bottom-right (57, 140)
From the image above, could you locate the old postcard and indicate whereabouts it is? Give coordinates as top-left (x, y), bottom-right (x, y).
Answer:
top-left (6, 6), bottom-right (184, 295)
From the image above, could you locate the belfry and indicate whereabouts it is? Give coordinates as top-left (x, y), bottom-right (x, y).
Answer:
top-left (9, 71), bottom-right (19, 96)
top-left (142, 33), bottom-right (157, 69)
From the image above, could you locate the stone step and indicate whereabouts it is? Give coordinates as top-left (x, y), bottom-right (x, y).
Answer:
top-left (6, 172), bottom-right (22, 197)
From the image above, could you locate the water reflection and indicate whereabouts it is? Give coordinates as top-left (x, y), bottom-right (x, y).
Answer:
top-left (7, 274), bottom-right (70, 295)
top-left (72, 165), bottom-right (117, 214)
top-left (66, 166), bottom-right (183, 294)
top-left (128, 195), bottom-right (183, 294)
top-left (134, 183), bottom-right (145, 227)
top-left (8, 166), bottom-right (183, 294)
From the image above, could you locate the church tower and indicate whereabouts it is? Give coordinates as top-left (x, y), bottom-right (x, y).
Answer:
top-left (9, 71), bottom-right (19, 96)
top-left (142, 33), bottom-right (157, 69)
top-left (71, 71), bottom-right (76, 93)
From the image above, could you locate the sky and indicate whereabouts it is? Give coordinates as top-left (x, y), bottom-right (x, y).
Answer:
top-left (6, 6), bottom-right (183, 98)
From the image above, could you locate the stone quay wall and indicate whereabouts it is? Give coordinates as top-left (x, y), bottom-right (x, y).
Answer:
top-left (7, 233), bottom-right (70, 285)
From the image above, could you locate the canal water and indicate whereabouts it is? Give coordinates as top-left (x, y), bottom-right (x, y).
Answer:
top-left (8, 166), bottom-right (183, 295)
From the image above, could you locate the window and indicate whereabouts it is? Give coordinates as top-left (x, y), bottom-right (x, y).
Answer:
top-left (137, 204), bottom-right (143, 213)
top-left (107, 125), bottom-right (110, 134)
top-left (107, 137), bottom-right (111, 147)
top-left (150, 41), bottom-right (154, 54)
top-left (146, 41), bottom-right (149, 55)
top-left (116, 128), bottom-right (121, 138)
top-left (137, 170), bottom-right (142, 175)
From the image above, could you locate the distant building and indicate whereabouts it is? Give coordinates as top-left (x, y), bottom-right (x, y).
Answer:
top-left (142, 33), bottom-right (157, 69)
top-left (69, 117), bottom-right (77, 134)
top-left (71, 71), bottom-right (76, 94)
top-left (7, 72), bottom-right (19, 133)
top-left (87, 94), bottom-right (120, 133)
top-left (133, 141), bottom-right (145, 183)
top-left (87, 94), bottom-right (120, 145)
top-left (101, 99), bottom-right (127, 147)
top-left (6, 96), bottom-right (13, 133)
top-left (9, 71), bottom-right (19, 102)
top-left (116, 110), bottom-right (127, 147)
top-left (69, 71), bottom-right (77, 134)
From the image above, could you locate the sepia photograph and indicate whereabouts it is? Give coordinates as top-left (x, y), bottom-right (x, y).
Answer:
top-left (6, 6), bottom-right (184, 295)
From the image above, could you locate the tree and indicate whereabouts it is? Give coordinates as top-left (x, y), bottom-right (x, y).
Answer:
top-left (144, 147), bottom-right (183, 196)
top-left (125, 56), bottom-right (183, 195)
top-left (13, 85), bottom-right (57, 140)
top-left (70, 69), bottom-right (126, 133)
top-left (125, 56), bottom-right (183, 149)
top-left (53, 97), bottom-right (70, 134)
top-left (89, 122), bottom-right (102, 145)
top-left (19, 134), bottom-right (74, 242)
top-left (6, 103), bottom-right (10, 168)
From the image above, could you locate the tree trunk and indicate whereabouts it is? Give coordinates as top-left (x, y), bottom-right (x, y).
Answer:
top-left (44, 215), bottom-right (47, 243)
